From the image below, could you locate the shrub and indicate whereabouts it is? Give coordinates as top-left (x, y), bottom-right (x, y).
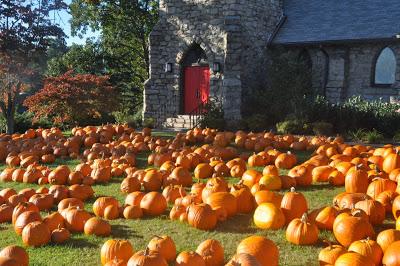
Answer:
top-left (348, 129), bottom-right (367, 142)
top-left (393, 132), bottom-right (400, 143)
top-left (312, 122), bottom-right (333, 136)
top-left (243, 114), bottom-right (270, 132)
top-left (362, 129), bottom-right (384, 144)
top-left (276, 119), bottom-right (307, 134)
top-left (199, 99), bottom-right (225, 131)
top-left (143, 117), bottom-right (155, 128)
top-left (113, 107), bottom-right (142, 128)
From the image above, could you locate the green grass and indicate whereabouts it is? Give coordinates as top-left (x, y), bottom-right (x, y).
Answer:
top-left (0, 133), bottom-right (373, 266)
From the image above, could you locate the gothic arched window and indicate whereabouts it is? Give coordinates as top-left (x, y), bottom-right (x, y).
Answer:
top-left (374, 47), bottom-right (397, 85)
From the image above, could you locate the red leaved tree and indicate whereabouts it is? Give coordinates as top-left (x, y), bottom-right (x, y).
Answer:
top-left (24, 70), bottom-right (117, 126)
top-left (0, 53), bottom-right (33, 134)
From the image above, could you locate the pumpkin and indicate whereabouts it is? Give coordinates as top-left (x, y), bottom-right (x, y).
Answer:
top-left (280, 187), bottom-right (308, 223)
top-left (376, 229), bottom-right (400, 252)
top-left (21, 221), bottom-right (51, 247)
top-left (313, 206), bottom-right (338, 231)
top-left (0, 204), bottom-right (14, 223)
top-left (348, 238), bottom-right (383, 266)
top-left (0, 188), bottom-right (17, 200)
top-left (248, 154), bottom-right (265, 167)
top-left (262, 165), bottom-right (279, 176)
top-left (69, 184), bottom-right (94, 201)
top-left (175, 251), bottom-right (206, 266)
top-left (241, 169), bottom-right (262, 188)
top-left (201, 177), bottom-right (228, 202)
top-left (288, 165), bottom-right (313, 187)
top-left (236, 236), bottom-right (279, 266)
top-left (64, 208), bottom-right (92, 232)
top-left (147, 235), bottom-right (176, 262)
top-left (382, 240), bottom-right (400, 266)
top-left (230, 164), bottom-right (246, 178)
top-left (169, 167), bottom-right (193, 187)
top-left (392, 195), bottom-right (400, 219)
top-left (196, 239), bottom-right (224, 266)
top-left (104, 204), bottom-right (120, 220)
top-left (48, 185), bottom-right (69, 203)
top-left (120, 176), bottom-right (141, 194)
top-left (29, 193), bottom-right (54, 211)
top-left (205, 192), bottom-right (237, 217)
top-left (333, 213), bottom-right (375, 247)
top-left (334, 252), bottom-right (374, 266)
top-left (225, 253), bottom-right (261, 266)
top-left (162, 185), bottom-right (186, 204)
top-left (345, 166), bottom-right (369, 193)
top-left (258, 175), bottom-right (282, 190)
top-left (48, 165), bottom-right (70, 185)
top-left (101, 239), bottom-right (134, 265)
top-left (140, 192), bottom-right (167, 216)
top-left (254, 190), bottom-right (282, 207)
top-left (93, 197), bottom-right (120, 218)
top-left (312, 166), bottom-right (334, 183)
top-left (142, 170), bottom-right (162, 191)
top-left (366, 178), bottom-right (397, 199)
top-left (328, 170), bottom-right (346, 186)
top-left (286, 213), bottom-right (319, 245)
top-left (354, 199), bottom-right (385, 225)
top-left (318, 241), bottom-right (346, 266)
top-left (275, 152), bottom-right (297, 169)
top-left (383, 151), bottom-right (400, 174)
top-left (253, 203), bottom-right (285, 229)
top-left (125, 191), bottom-right (145, 206)
top-left (187, 203), bottom-right (217, 230)
top-left (14, 211), bottom-right (42, 235)
top-left (0, 245), bottom-right (29, 266)
top-left (123, 205), bottom-right (143, 219)
top-left (51, 226), bottom-right (71, 244)
top-left (230, 183), bottom-right (254, 213)
top-left (376, 191), bottom-right (398, 213)
top-left (127, 248), bottom-right (168, 266)
top-left (57, 198), bottom-right (84, 212)
top-left (84, 217), bottom-right (111, 236)
top-left (194, 163), bottom-right (213, 179)
top-left (43, 212), bottom-right (64, 232)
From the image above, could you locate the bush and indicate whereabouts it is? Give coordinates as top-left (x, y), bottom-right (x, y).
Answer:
top-left (393, 132), bottom-right (400, 143)
top-left (348, 129), bottom-right (367, 142)
top-left (243, 114), bottom-right (270, 132)
top-left (199, 100), bottom-right (226, 131)
top-left (113, 107), bottom-right (143, 128)
top-left (276, 119), bottom-right (307, 134)
top-left (312, 122), bottom-right (333, 136)
top-left (362, 129), bottom-right (384, 144)
top-left (143, 117), bottom-right (155, 128)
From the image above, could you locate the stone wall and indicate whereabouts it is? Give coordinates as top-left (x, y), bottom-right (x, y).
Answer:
top-left (143, 0), bottom-right (283, 124)
top-left (307, 43), bottom-right (400, 103)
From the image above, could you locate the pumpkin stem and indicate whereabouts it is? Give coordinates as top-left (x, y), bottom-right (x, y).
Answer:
top-left (290, 187), bottom-right (296, 193)
top-left (301, 213), bottom-right (308, 223)
top-left (144, 247), bottom-right (150, 256)
top-left (322, 239), bottom-right (332, 250)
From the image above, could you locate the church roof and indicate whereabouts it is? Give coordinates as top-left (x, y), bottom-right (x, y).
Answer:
top-left (273, 0), bottom-right (400, 45)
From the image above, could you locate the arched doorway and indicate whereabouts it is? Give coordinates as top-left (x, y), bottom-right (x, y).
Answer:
top-left (181, 44), bottom-right (210, 114)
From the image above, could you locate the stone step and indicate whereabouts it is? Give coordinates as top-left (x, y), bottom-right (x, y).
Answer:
top-left (162, 115), bottom-right (203, 130)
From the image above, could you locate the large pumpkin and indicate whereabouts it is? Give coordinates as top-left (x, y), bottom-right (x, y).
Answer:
top-left (348, 238), bottom-right (383, 266)
top-left (253, 203), bottom-right (285, 230)
top-left (345, 166), bottom-right (369, 193)
top-left (127, 248), bottom-right (167, 266)
top-left (333, 214), bottom-right (375, 247)
top-left (21, 221), bottom-right (51, 247)
top-left (280, 187), bottom-right (308, 223)
top-left (334, 252), bottom-right (374, 266)
top-left (93, 197), bottom-right (120, 218)
top-left (84, 217), bottom-right (111, 237)
top-left (318, 242), bottom-right (346, 266)
top-left (205, 192), bottom-right (237, 217)
top-left (187, 203), bottom-right (217, 231)
top-left (101, 239), bottom-right (134, 265)
top-left (140, 192), bottom-right (167, 216)
top-left (286, 213), bottom-right (319, 245)
top-left (14, 211), bottom-right (42, 235)
top-left (376, 229), bottom-right (400, 252)
top-left (383, 151), bottom-right (400, 174)
top-left (382, 240), bottom-right (400, 266)
top-left (147, 235), bottom-right (176, 263)
top-left (226, 253), bottom-right (261, 266)
top-left (230, 184), bottom-right (254, 213)
top-left (196, 239), bottom-right (224, 266)
top-left (0, 245), bottom-right (29, 266)
top-left (236, 236), bottom-right (279, 266)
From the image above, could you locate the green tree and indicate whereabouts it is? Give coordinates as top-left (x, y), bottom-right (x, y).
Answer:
top-left (70, 0), bottom-right (159, 113)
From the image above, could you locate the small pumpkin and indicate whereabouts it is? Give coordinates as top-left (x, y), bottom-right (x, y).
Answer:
top-left (318, 241), bottom-right (346, 266)
top-left (84, 217), bottom-right (111, 236)
top-left (175, 251), bottom-right (205, 266)
top-left (51, 226), bottom-right (71, 244)
top-left (140, 192), bottom-right (167, 216)
top-left (236, 236), bottom-right (279, 266)
top-left (253, 203), bottom-right (285, 230)
top-left (196, 239), bottom-right (224, 266)
top-left (123, 205), bottom-right (143, 219)
top-left (147, 235), bottom-right (176, 262)
top-left (376, 229), bottom-right (400, 252)
top-left (127, 248), bottom-right (168, 266)
top-left (382, 240), bottom-right (400, 266)
top-left (280, 187), bottom-right (308, 223)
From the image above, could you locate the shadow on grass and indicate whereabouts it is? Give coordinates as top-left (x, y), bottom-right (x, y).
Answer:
top-left (298, 183), bottom-right (335, 192)
top-left (55, 237), bottom-right (98, 248)
top-left (214, 214), bottom-right (257, 234)
top-left (111, 224), bottom-right (143, 239)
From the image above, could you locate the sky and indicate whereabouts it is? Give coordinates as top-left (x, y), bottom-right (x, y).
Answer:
top-left (58, 0), bottom-right (100, 46)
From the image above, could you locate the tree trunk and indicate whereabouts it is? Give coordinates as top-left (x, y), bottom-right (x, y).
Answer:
top-left (6, 114), bottom-right (14, 134)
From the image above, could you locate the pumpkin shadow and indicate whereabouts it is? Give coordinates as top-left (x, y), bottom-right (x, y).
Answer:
top-left (111, 224), bottom-right (143, 239)
top-left (214, 214), bottom-right (257, 234)
top-left (54, 237), bottom-right (98, 248)
top-left (296, 183), bottom-right (334, 192)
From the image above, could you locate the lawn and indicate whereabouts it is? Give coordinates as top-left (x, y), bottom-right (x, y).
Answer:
top-left (0, 132), bottom-right (349, 266)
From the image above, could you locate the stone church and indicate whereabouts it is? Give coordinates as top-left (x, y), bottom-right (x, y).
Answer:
top-left (143, 0), bottom-right (400, 128)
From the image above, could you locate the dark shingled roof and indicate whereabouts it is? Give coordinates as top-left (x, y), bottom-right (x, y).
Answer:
top-left (273, 0), bottom-right (400, 45)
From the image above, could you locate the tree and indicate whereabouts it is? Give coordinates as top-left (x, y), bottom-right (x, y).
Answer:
top-left (24, 70), bottom-right (118, 126)
top-left (0, 0), bottom-right (67, 133)
top-left (69, 0), bottom-right (159, 112)
top-left (0, 53), bottom-right (33, 134)
top-left (46, 40), bottom-right (106, 76)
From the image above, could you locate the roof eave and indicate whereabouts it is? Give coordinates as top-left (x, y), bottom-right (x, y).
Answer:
top-left (271, 37), bottom-right (400, 47)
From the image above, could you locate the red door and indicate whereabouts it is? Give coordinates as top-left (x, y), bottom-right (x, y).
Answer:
top-left (184, 66), bottom-right (210, 113)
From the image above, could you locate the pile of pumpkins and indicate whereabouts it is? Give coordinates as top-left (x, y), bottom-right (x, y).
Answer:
top-left (0, 183), bottom-right (110, 248)
top-left (100, 235), bottom-right (278, 266)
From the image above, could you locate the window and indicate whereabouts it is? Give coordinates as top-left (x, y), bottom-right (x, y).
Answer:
top-left (374, 47), bottom-right (396, 85)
